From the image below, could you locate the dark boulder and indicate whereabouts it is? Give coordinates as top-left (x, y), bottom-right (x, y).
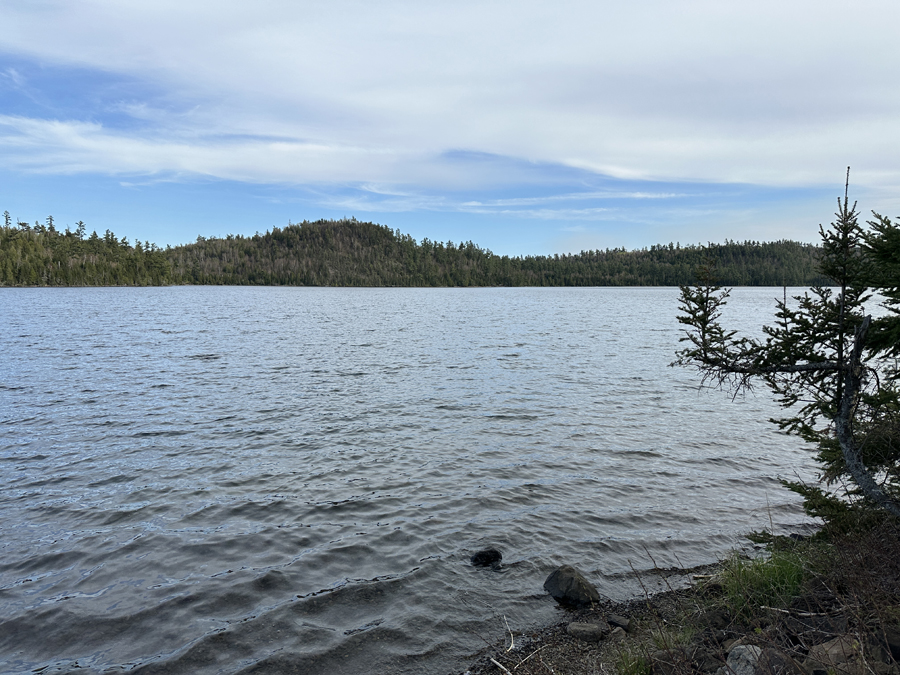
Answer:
top-left (543, 565), bottom-right (600, 607)
top-left (471, 549), bottom-right (502, 567)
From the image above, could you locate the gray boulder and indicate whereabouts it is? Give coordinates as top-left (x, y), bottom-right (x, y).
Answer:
top-left (805, 634), bottom-right (859, 671)
top-left (608, 613), bottom-right (631, 631)
top-left (566, 621), bottom-right (609, 643)
top-left (543, 565), bottom-right (601, 608)
top-left (608, 626), bottom-right (627, 641)
top-left (715, 645), bottom-right (762, 675)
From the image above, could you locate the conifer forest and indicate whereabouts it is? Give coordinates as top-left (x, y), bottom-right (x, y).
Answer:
top-left (0, 213), bottom-right (827, 287)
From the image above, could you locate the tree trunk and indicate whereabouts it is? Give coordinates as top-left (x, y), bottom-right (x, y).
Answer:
top-left (835, 316), bottom-right (900, 517)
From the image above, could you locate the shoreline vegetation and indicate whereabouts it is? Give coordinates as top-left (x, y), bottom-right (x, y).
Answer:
top-left (461, 522), bottom-right (900, 675)
top-left (1, 215), bottom-right (827, 288)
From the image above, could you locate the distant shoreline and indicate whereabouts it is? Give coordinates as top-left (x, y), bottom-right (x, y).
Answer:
top-left (2, 218), bottom-right (826, 288)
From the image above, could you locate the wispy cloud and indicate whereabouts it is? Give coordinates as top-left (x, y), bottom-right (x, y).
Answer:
top-left (1, 0), bottom-right (898, 250)
top-left (305, 185), bottom-right (630, 219)
top-left (1, 0), bottom-right (899, 190)
top-left (0, 114), bottom-right (414, 183)
top-left (1, 67), bottom-right (25, 88)
top-left (461, 192), bottom-right (688, 207)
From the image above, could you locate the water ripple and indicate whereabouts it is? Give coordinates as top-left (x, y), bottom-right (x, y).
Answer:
top-left (0, 287), bottom-right (816, 674)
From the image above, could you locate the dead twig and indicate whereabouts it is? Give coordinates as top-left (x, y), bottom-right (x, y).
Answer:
top-left (512, 645), bottom-right (548, 670)
top-left (490, 656), bottom-right (513, 675)
top-left (759, 605), bottom-right (845, 618)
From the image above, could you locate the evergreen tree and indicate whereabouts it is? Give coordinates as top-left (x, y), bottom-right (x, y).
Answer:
top-left (674, 172), bottom-right (900, 521)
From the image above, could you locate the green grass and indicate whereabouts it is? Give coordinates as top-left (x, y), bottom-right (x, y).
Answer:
top-left (720, 549), bottom-right (807, 620)
top-left (613, 645), bottom-right (651, 675)
top-left (649, 625), bottom-right (695, 651)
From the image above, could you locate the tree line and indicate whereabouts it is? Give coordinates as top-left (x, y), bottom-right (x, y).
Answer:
top-left (0, 212), bottom-right (173, 286)
top-left (1, 213), bottom-right (827, 287)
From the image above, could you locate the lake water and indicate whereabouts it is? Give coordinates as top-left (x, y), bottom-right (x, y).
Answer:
top-left (0, 287), bottom-right (817, 675)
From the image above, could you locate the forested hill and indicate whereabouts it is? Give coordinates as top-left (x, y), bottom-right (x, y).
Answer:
top-left (1, 215), bottom-right (827, 287)
top-left (169, 219), bottom-right (826, 286)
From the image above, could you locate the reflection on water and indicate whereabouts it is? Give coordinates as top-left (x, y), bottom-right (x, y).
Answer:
top-left (0, 287), bottom-right (815, 674)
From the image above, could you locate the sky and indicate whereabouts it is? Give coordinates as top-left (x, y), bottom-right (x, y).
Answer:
top-left (1, 1), bottom-right (899, 256)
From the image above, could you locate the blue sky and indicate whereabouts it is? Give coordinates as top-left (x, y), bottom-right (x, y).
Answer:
top-left (2, 1), bottom-right (899, 256)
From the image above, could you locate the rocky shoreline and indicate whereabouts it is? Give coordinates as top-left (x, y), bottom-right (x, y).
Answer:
top-left (459, 526), bottom-right (900, 675)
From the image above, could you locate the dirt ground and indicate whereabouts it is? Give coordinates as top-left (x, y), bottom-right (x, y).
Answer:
top-left (458, 565), bottom-right (724, 675)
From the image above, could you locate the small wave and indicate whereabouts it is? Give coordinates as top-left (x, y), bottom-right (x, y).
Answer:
top-left (0, 286), bottom-right (818, 675)
top-left (88, 474), bottom-right (138, 487)
top-left (0, 384), bottom-right (26, 392)
top-left (133, 429), bottom-right (190, 438)
top-left (344, 617), bottom-right (384, 635)
top-left (483, 414), bottom-right (540, 421)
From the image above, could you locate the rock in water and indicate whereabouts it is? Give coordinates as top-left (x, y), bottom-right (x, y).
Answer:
top-left (470, 549), bottom-right (502, 567)
top-left (543, 565), bottom-right (600, 607)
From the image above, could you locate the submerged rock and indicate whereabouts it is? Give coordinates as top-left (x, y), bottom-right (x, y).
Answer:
top-left (543, 565), bottom-right (600, 607)
top-left (470, 549), bottom-right (502, 567)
